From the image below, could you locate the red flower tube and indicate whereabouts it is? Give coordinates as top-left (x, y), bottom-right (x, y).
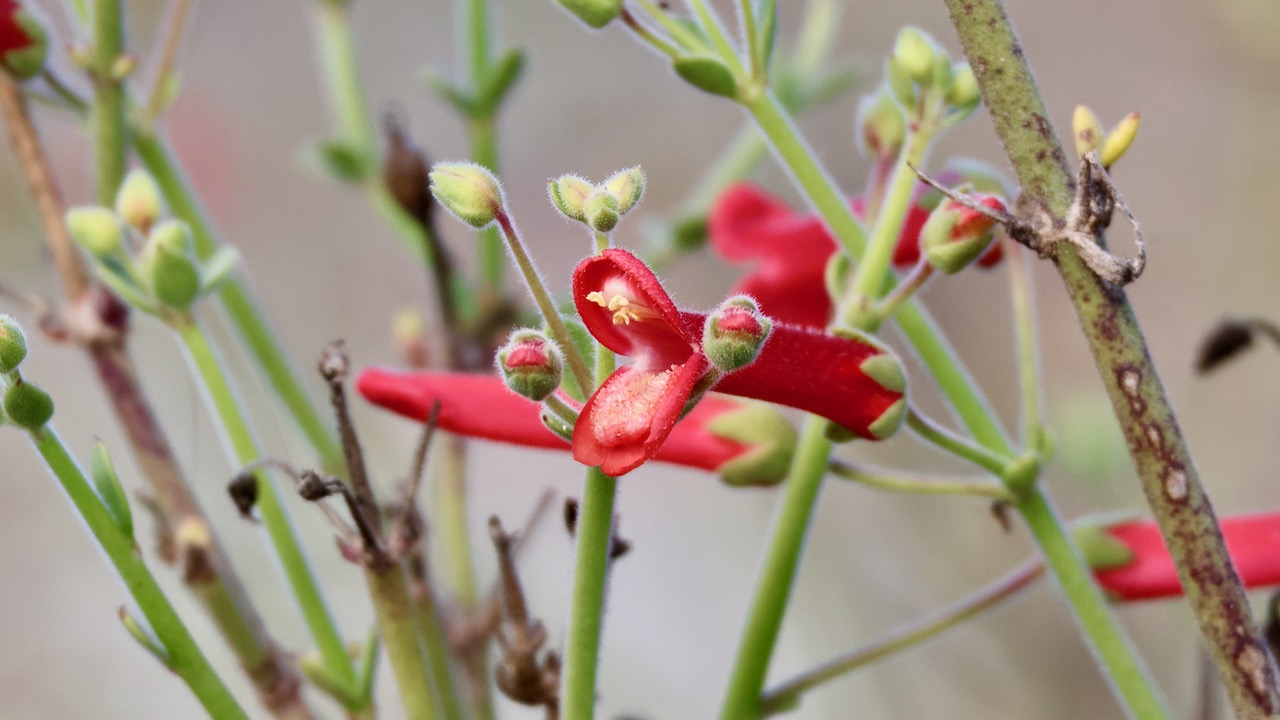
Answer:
top-left (357, 369), bottom-right (754, 473)
top-left (1095, 512), bottom-right (1280, 601)
top-left (572, 248), bottom-right (905, 475)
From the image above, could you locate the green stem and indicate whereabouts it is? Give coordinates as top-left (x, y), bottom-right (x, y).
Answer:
top-left (947, 1), bottom-right (1279, 715)
top-left (493, 211), bottom-right (593, 393)
top-left (132, 131), bottom-right (346, 474)
top-left (1006, 242), bottom-right (1042, 446)
top-left (718, 417), bottom-right (830, 720)
top-left (315, 1), bottom-right (375, 169)
top-left (408, 570), bottom-right (466, 720)
top-left (562, 466), bottom-right (618, 720)
top-left (1017, 489), bottom-right (1170, 717)
top-left (905, 407), bottom-right (1011, 476)
top-left (30, 428), bottom-right (248, 720)
top-left (759, 560), bottom-right (1044, 714)
top-left (471, 118), bottom-right (504, 290)
top-left (742, 90), bottom-right (866, 257)
top-left (91, 0), bottom-right (126, 204)
top-left (634, 0), bottom-right (709, 53)
top-left (684, 0), bottom-right (743, 74)
top-left (827, 459), bottom-right (1011, 500)
top-left (737, 0), bottom-right (762, 80)
top-left (365, 567), bottom-right (441, 720)
top-left (174, 316), bottom-right (355, 689)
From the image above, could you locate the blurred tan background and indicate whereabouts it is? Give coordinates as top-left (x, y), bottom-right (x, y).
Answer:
top-left (3, 0), bottom-right (1280, 717)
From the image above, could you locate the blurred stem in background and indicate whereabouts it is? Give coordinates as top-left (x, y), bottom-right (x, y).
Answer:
top-left (0, 73), bottom-right (317, 718)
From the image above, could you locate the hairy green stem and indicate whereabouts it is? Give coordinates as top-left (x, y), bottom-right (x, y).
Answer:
top-left (29, 427), bottom-right (248, 720)
top-left (946, 1), bottom-right (1280, 715)
top-left (827, 459), bottom-right (1011, 500)
top-left (760, 560), bottom-right (1045, 714)
top-left (175, 316), bottom-right (355, 689)
top-left (1007, 243), bottom-right (1043, 446)
top-left (365, 567), bottom-right (441, 720)
top-left (91, 0), bottom-right (126, 205)
top-left (562, 466), bottom-right (618, 720)
top-left (906, 408), bottom-right (1011, 476)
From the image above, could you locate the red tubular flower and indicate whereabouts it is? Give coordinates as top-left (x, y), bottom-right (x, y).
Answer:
top-left (708, 182), bottom-right (1000, 327)
top-left (356, 369), bottom-right (751, 472)
top-left (1094, 512), bottom-right (1280, 601)
top-left (573, 248), bottom-right (905, 476)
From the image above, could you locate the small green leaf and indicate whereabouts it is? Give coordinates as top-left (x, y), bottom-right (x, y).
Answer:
top-left (673, 55), bottom-right (739, 99)
top-left (423, 68), bottom-right (476, 116)
top-left (477, 50), bottom-right (525, 113)
top-left (92, 441), bottom-right (134, 539)
top-left (314, 140), bottom-right (369, 183)
top-left (151, 73), bottom-right (183, 117)
top-left (119, 607), bottom-right (171, 667)
top-left (756, 0), bottom-right (777, 69)
top-left (199, 247), bottom-right (241, 294)
top-left (355, 626), bottom-right (381, 707)
top-left (300, 652), bottom-right (363, 710)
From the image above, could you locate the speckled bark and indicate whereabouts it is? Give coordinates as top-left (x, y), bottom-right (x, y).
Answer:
top-left (944, 1), bottom-right (1280, 717)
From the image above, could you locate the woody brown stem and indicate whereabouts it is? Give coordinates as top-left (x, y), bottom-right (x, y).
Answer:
top-left (0, 77), bottom-right (315, 719)
top-left (946, 1), bottom-right (1280, 716)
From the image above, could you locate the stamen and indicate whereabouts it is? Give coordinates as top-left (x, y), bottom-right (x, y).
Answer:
top-left (585, 290), bottom-right (649, 326)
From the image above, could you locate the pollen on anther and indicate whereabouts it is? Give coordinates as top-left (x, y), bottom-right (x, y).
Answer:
top-left (586, 290), bottom-right (646, 325)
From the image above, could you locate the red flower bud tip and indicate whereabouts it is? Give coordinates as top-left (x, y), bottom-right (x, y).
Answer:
top-left (703, 296), bottom-right (772, 372)
top-left (356, 368), bottom-right (753, 474)
top-left (948, 195), bottom-right (1005, 242)
top-left (1092, 512), bottom-right (1280, 601)
top-left (921, 194), bottom-right (1007, 275)
top-left (573, 249), bottom-right (906, 474)
top-left (1, 0), bottom-right (47, 81)
top-left (496, 329), bottom-right (563, 402)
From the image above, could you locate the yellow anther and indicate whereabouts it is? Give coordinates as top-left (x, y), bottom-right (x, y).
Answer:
top-left (585, 290), bottom-right (648, 326)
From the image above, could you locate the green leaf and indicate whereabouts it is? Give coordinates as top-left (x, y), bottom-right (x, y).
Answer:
top-left (423, 68), bottom-right (476, 116)
top-left (199, 247), bottom-right (241, 295)
top-left (354, 626), bottom-right (380, 707)
top-left (477, 50), bottom-right (525, 113)
top-left (314, 140), bottom-right (369, 183)
top-left (92, 441), bottom-right (134, 539)
top-left (673, 55), bottom-right (739, 99)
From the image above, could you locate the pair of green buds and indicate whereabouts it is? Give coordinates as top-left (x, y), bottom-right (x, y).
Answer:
top-left (65, 170), bottom-right (238, 315)
top-left (0, 315), bottom-right (52, 431)
top-left (548, 167), bottom-right (645, 234)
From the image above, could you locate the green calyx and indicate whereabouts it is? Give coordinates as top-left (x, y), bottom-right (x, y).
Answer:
top-left (66, 207), bottom-right (125, 259)
top-left (706, 402), bottom-right (797, 487)
top-left (554, 0), bottom-right (623, 29)
top-left (855, 84), bottom-right (905, 159)
top-left (115, 169), bottom-right (165, 234)
top-left (0, 314), bottom-right (28, 374)
top-left (583, 189), bottom-right (620, 233)
top-left (496, 329), bottom-right (564, 402)
top-left (1, 5), bottom-right (48, 81)
top-left (1071, 517), bottom-right (1139, 571)
top-left (549, 174), bottom-right (593, 222)
top-left (141, 220), bottom-right (200, 310)
top-left (4, 379), bottom-right (54, 430)
top-left (703, 296), bottom-right (773, 373)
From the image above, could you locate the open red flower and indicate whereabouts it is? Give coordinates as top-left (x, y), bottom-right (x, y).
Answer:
top-left (1094, 512), bottom-right (1280, 601)
top-left (708, 183), bottom-right (1000, 328)
top-left (572, 248), bottom-right (906, 476)
top-left (357, 369), bottom-right (760, 474)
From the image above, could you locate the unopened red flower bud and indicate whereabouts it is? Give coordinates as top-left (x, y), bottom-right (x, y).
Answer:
top-left (921, 194), bottom-right (1006, 274)
top-left (0, 313), bottom-right (27, 374)
top-left (496, 329), bottom-right (563, 402)
top-left (4, 377), bottom-right (53, 430)
top-left (429, 162), bottom-right (504, 229)
top-left (1, 1), bottom-right (47, 81)
top-left (703, 296), bottom-right (773, 373)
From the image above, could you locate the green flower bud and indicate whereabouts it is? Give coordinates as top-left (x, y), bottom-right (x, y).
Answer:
top-left (1073, 105), bottom-right (1104, 158)
top-left (496, 329), bottom-right (563, 402)
top-left (1072, 515), bottom-right (1139, 571)
top-left (141, 222), bottom-right (200, 310)
top-left (891, 27), bottom-right (937, 85)
top-left (707, 402), bottom-right (797, 487)
top-left (428, 162), bottom-right (504, 229)
top-left (921, 194), bottom-right (1005, 274)
top-left (670, 215), bottom-right (708, 250)
top-left (1, 3), bottom-right (48, 81)
top-left (0, 314), bottom-right (28, 374)
top-left (549, 174), bottom-right (593, 222)
top-left (4, 378), bottom-right (53, 430)
top-left (583, 188), bottom-right (620, 233)
top-left (855, 84), bottom-right (905, 159)
top-left (115, 169), bottom-right (165, 233)
top-left (66, 206), bottom-right (125, 258)
top-left (945, 62), bottom-right (980, 113)
top-left (602, 166), bottom-right (644, 215)
top-left (554, 0), bottom-right (623, 29)
top-left (1101, 111), bottom-right (1141, 168)
top-left (703, 296), bottom-right (772, 373)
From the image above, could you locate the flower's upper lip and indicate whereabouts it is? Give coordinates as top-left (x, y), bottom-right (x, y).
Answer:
top-left (573, 248), bottom-right (698, 370)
